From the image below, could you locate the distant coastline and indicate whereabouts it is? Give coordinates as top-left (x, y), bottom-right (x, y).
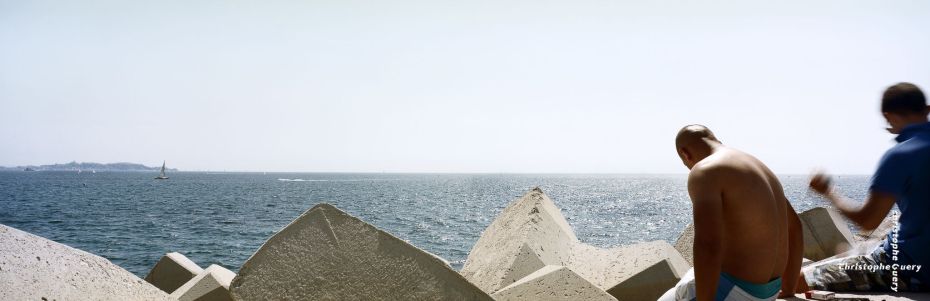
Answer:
top-left (0, 161), bottom-right (178, 172)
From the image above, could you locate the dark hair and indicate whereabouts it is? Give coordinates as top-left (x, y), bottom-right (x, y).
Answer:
top-left (882, 83), bottom-right (926, 114)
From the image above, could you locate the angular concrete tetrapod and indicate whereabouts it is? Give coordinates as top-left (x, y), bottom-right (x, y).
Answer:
top-left (491, 265), bottom-right (618, 301)
top-left (462, 188), bottom-right (689, 300)
top-left (170, 264), bottom-right (235, 301)
top-left (461, 187), bottom-right (577, 293)
top-left (579, 241), bottom-right (688, 301)
top-left (145, 252), bottom-right (204, 294)
top-left (673, 223), bottom-right (694, 266)
top-left (799, 207), bottom-right (855, 261)
top-left (605, 254), bottom-right (688, 301)
top-left (0, 224), bottom-right (173, 301)
top-left (856, 213), bottom-right (898, 244)
top-left (229, 203), bottom-right (493, 301)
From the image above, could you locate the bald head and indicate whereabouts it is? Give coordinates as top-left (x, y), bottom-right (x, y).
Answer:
top-left (675, 124), bottom-right (722, 169)
top-left (676, 125), bottom-right (720, 149)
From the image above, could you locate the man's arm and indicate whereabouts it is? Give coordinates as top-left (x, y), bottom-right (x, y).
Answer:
top-left (810, 173), bottom-right (896, 230)
top-left (778, 201), bottom-right (803, 297)
top-left (689, 168), bottom-right (724, 301)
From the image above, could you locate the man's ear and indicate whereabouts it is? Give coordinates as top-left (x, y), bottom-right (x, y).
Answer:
top-left (680, 147), bottom-right (692, 162)
top-left (883, 112), bottom-right (895, 124)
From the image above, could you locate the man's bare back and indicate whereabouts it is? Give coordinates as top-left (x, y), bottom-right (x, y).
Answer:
top-left (690, 147), bottom-right (789, 283)
top-left (669, 125), bottom-right (802, 301)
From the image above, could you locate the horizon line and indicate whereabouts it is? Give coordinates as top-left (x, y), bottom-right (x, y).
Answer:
top-left (0, 161), bottom-right (873, 176)
top-left (0, 169), bottom-right (872, 177)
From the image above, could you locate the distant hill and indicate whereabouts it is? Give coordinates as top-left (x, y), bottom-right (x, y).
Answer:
top-left (0, 162), bottom-right (179, 172)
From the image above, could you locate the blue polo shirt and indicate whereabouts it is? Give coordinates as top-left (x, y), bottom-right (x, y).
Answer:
top-left (875, 122), bottom-right (930, 282)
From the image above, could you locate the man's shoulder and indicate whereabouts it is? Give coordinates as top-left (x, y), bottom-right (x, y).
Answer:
top-left (692, 152), bottom-right (747, 174)
top-left (873, 138), bottom-right (930, 187)
top-left (898, 133), bottom-right (930, 152)
top-left (688, 160), bottom-right (733, 183)
top-left (882, 137), bottom-right (930, 163)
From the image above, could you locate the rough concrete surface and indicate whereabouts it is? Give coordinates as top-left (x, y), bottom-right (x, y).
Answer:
top-left (0, 224), bottom-right (174, 301)
top-left (146, 252), bottom-right (204, 294)
top-left (461, 188), bottom-right (689, 300)
top-left (491, 265), bottom-right (617, 301)
top-left (855, 213), bottom-right (899, 244)
top-left (229, 203), bottom-right (493, 301)
top-left (170, 264), bottom-right (235, 301)
top-left (673, 223), bottom-right (694, 266)
top-left (799, 207), bottom-right (855, 261)
top-left (426, 249), bottom-right (452, 266)
top-left (461, 187), bottom-right (578, 294)
top-left (573, 241), bottom-right (689, 299)
top-left (606, 256), bottom-right (689, 301)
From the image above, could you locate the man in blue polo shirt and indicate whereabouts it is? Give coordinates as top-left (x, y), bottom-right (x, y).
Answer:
top-left (798, 82), bottom-right (930, 292)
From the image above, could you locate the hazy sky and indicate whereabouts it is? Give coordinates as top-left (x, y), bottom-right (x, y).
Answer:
top-left (2, 1), bottom-right (929, 173)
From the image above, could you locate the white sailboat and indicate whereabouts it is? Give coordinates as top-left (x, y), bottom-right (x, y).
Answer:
top-left (155, 161), bottom-right (169, 180)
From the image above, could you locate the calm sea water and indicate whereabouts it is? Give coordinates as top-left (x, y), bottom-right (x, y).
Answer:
top-left (0, 171), bottom-right (870, 277)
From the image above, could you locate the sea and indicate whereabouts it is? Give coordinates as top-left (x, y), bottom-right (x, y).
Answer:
top-left (0, 171), bottom-right (871, 277)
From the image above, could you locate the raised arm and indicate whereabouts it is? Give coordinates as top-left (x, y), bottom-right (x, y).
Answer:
top-left (810, 173), bottom-right (896, 231)
top-left (688, 168), bottom-right (724, 301)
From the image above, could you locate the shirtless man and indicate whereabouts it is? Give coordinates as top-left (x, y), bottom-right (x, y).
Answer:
top-left (660, 125), bottom-right (803, 301)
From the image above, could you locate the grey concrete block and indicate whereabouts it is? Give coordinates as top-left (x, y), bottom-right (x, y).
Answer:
top-left (425, 250), bottom-right (452, 266)
top-left (145, 252), bottom-right (204, 294)
top-left (572, 241), bottom-right (689, 294)
top-left (799, 207), bottom-right (855, 261)
top-left (501, 243), bottom-right (548, 287)
top-left (0, 224), bottom-right (173, 301)
top-left (606, 257), bottom-right (687, 301)
top-left (170, 264), bottom-right (235, 301)
top-left (673, 223), bottom-right (694, 266)
top-left (229, 203), bottom-right (493, 301)
top-left (855, 213), bottom-right (898, 244)
top-left (462, 188), bottom-right (689, 298)
top-left (492, 265), bottom-right (617, 301)
top-left (461, 187), bottom-right (578, 293)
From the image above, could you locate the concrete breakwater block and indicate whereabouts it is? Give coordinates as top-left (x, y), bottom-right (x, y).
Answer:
top-left (605, 255), bottom-right (687, 301)
top-left (170, 264), bottom-right (235, 301)
top-left (583, 241), bottom-right (689, 300)
top-left (426, 249), bottom-right (452, 266)
top-left (856, 213), bottom-right (898, 244)
top-left (491, 265), bottom-right (618, 301)
top-left (0, 224), bottom-right (173, 301)
top-left (461, 187), bottom-right (578, 293)
top-left (145, 252), bottom-right (204, 294)
top-left (799, 207), bottom-right (855, 261)
top-left (229, 203), bottom-right (493, 301)
top-left (673, 223), bottom-right (694, 266)
top-left (461, 188), bottom-right (689, 300)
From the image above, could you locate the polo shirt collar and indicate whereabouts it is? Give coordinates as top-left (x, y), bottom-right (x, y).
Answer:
top-left (896, 121), bottom-right (930, 142)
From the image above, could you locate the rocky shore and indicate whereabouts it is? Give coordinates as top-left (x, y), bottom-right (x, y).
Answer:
top-left (0, 188), bottom-right (924, 300)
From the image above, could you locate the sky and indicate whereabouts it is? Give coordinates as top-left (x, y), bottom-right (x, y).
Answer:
top-left (1, 1), bottom-right (929, 174)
